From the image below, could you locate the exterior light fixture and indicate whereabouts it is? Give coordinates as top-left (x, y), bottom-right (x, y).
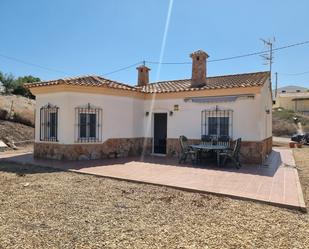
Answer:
top-left (169, 111), bottom-right (173, 116)
top-left (174, 104), bottom-right (179, 111)
top-left (145, 111), bottom-right (149, 116)
top-left (265, 109), bottom-right (270, 114)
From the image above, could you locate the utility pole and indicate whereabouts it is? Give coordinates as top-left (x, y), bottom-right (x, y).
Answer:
top-left (260, 37), bottom-right (275, 96)
top-left (275, 72), bottom-right (278, 98)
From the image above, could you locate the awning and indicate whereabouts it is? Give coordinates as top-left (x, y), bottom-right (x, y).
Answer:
top-left (184, 94), bottom-right (254, 103)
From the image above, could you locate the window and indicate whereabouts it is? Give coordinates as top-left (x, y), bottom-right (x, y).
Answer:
top-left (208, 117), bottom-right (229, 136)
top-left (75, 104), bottom-right (102, 142)
top-left (208, 117), bottom-right (218, 135)
top-left (201, 108), bottom-right (233, 138)
top-left (79, 113), bottom-right (96, 139)
top-left (40, 103), bottom-right (59, 141)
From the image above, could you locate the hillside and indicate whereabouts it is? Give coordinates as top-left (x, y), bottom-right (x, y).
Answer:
top-left (0, 94), bottom-right (35, 126)
top-left (0, 95), bottom-right (34, 145)
top-left (272, 108), bottom-right (309, 137)
top-left (0, 120), bottom-right (34, 144)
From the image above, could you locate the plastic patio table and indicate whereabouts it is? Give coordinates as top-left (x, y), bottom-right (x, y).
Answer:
top-left (190, 144), bottom-right (229, 166)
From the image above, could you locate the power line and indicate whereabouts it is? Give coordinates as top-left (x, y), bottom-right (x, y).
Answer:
top-left (273, 40), bottom-right (309, 52)
top-left (145, 40), bottom-right (309, 65)
top-left (0, 50), bottom-right (141, 77)
top-left (101, 61), bottom-right (142, 76)
top-left (0, 53), bottom-right (68, 75)
top-left (280, 70), bottom-right (309, 76)
top-left (145, 60), bottom-right (190, 65)
top-left (1, 40), bottom-right (309, 78)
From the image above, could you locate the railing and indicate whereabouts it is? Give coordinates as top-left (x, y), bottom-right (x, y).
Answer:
top-left (201, 106), bottom-right (233, 139)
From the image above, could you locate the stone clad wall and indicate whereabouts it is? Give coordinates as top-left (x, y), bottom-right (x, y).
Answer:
top-left (34, 138), bottom-right (152, 160)
top-left (166, 138), bottom-right (200, 157)
top-left (166, 136), bottom-right (273, 164)
top-left (239, 136), bottom-right (272, 164)
top-left (34, 136), bottom-right (272, 164)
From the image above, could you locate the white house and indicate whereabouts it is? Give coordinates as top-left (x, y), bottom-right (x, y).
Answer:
top-left (27, 50), bottom-right (272, 163)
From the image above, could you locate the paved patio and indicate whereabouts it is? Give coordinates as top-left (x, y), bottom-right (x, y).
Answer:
top-left (0, 148), bottom-right (305, 211)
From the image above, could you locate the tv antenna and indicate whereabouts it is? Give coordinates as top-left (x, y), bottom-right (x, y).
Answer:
top-left (260, 37), bottom-right (275, 75)
top-left (260, 37), bottom-right (275, 94)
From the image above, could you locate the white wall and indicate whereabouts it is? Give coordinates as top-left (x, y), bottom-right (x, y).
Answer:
top-left (142, 93), bottom-right (266, 141)
top-left (35, 92), bottom-right (144, 144)
top-left (260, 79), bottom-right (273, 139)
top-left (35, 85), bottom-right (272, 144)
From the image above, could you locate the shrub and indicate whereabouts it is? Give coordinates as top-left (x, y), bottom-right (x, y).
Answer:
top-left (0, 109), bottom-right (8, 120)
top-left (272, 108), bottom-right (309, 136)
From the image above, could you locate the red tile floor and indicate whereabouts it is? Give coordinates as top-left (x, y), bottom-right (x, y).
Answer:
top-left (0, 148), bottom-right (305, 211)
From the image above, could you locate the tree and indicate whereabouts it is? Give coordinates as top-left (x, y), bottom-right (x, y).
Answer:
top-left (0, 71), bottom-right (40, 98)
top-left (12, 75), bottom-right (40, 99)
top-left (0, 72), bottom-right (16, 94)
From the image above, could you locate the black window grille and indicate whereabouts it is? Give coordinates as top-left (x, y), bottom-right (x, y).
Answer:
top-left (40, 103), bottom-right (59, 142)
top-left (201, 107), bottom-right (233, 139)
top-left (75, 104), bottom-right (102, 143)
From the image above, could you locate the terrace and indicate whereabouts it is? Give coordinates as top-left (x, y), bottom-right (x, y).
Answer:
top-left (0, 147), bottom-right (305, 210)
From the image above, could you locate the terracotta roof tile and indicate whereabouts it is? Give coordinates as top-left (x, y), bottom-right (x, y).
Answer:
top-left (26, 71), bottom-right (269, 94)
top-left (138, 71), bottom-right (270, 93)
top-left (26, 75), bottom-right (136, 91)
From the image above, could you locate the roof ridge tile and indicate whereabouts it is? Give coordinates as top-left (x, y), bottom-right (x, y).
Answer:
top-left (26, 71), bottom-right (270, 94)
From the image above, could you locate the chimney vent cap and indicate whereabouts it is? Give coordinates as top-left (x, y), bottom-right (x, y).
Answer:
top-left (136, 65), bottom-right (151, 71)
top-left (190, 50), bottom-right (209, 58)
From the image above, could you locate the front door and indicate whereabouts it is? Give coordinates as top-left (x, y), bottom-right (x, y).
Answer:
top-left (153, 113), bottom-right (167, 154)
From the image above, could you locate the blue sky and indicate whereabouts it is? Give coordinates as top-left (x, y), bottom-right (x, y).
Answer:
top-left (0, 0), bottom-right (308, 88)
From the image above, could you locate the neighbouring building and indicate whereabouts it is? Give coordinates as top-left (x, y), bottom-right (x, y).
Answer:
top-left (273, 85), bottom-right (309, 115)
top-left (26, 50), bottom-right (272, 164)
top-left (274, 85), bottom-right (308, 95)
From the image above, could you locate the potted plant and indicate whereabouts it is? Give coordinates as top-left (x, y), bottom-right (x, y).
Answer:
top-left (297, 139), bottom-right (305, 148)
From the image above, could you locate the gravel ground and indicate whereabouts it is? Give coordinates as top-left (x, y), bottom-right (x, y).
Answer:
top-left (294, 148), bottom-right (309, 207)
top-left (0, 161), bottom-right (308, 249)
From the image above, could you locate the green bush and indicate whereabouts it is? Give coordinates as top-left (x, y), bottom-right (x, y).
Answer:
top-left (0, 72), bottom-right (39, 99)
top-left (0, 109), bottom-right (8, 120)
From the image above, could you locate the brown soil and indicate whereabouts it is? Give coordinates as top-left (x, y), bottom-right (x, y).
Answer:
top-left (294, 148), bottom-right (309, 207)
top-left (0, 120), bottom-right (34, 144)
top-left (0, 95), bottom-right (35, 126)
top-left (0, 161), bottom-right (308, 249)
top-left (0, 95), bottom-right (34, 146)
